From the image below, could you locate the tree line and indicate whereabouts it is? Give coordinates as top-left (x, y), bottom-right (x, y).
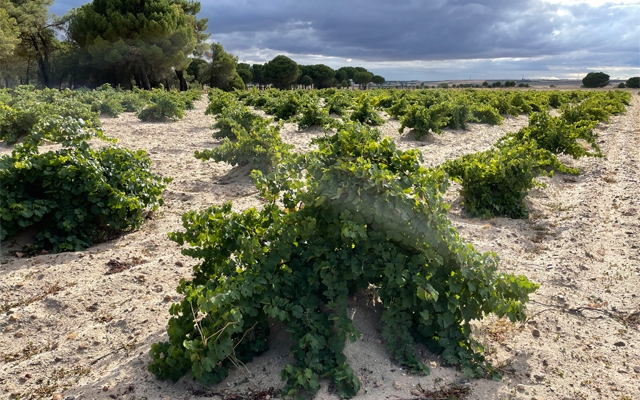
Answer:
top-left (0, 0), bottom-right (384, 91)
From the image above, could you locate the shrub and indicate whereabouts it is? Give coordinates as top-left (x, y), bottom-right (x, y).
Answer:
top-left (149, 122), bottom-right (539, 397)
top-left (386, 97), bottom-right (410, 118)
top-left (470, 104), bottom-right (503, 125)
top-left (560, 93), bottom-right (628, 124)
top-left (120, 90), bottom-right (148, 112)
top-left (195, 117), bottom-right (292, 174)
top-left (500, 112), bottom-right (600, 160)
top-left (0, 95), bottom-right (100, 145)
top-left (399, 103), bottom-right (450, 138)
top-left (211, 103), bottom-right (263, 140)
top-left (137, 89), bottom-right (187, 121)
top-left (325, 92), bottom-right (352, 116)
top-left (447, 102), bottom-right (470, 129)
top-left (617, 83), bottom-right (626, 88)
top-left (349, 97), bottom-right (384, 126)
top-left (205, 88), bottom-right (238, 116)
top-left (263, 91), bottom-right (303, 120)
top-left (443, 138), bottom-right (575, 218)
top-left (297, 100), bottom-right (334, 130)
top-left (0, 143), bottom-right (169, 252)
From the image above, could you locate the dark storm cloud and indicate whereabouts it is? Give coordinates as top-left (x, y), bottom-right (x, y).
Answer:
top-left (203, 0), bottom-right (638, 62)
top-left (50, 0), bottom-right (639, 79)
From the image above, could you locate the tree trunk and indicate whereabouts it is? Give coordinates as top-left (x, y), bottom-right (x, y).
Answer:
top-left (32, 33), bottom-right (52, 88)
top-left (133, 73), bottom-right (141, 89)
top-left (175, 69), bottom-right (188, 91)
top-left (25, 57), bottom-right (31, 85)
top-left (139, 68), bottom-right (151, 90)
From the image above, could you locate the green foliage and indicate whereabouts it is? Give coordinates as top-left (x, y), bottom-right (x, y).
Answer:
top-left (326, 91), bottom-right (353, 116)
top-left (443, 138), bottom-right (575, 219)
top-left (447, 102), bottom-right (470, 129)
top-left (3, 0), bottom-right (59, 87)
top-left (194, 117), bottom-right (292, 174)
top-left (263, 91), bottom-right (304, 120)
top-left (212, 102), bottom-right (263, 140)
top-left (371, 75), bottom-right (385, 85)
top-left (399, 104), bottom-right (450, 138)
top-left (353, 69), bottom-right (374, 89)
top-left (626, 77), bottom-right (640, 89)
top-left (150, 122), bottom-right (539, 398)
top-left (299, 64), bottom-right (336, 89)
top-left (297, 99), bottom-right (335, 130)
top-left (470, 104), bottom-right (503, 125)
top-left (582, 72), bottom-right (610, 88)
top-left (137, 89), bottom-right (187, 121)
top-left (264, 55), bottom-right (301, 89)
top-left (299, 75), bottom-right (313, 87)
top-left (119, 88), bottom-right (148, 112)
top-left (202, 42), bottom-right (243, 91)
top-left (0, 3), bottom-right (20, 60)
top-left (0, 87), bottom-right (101, 144)
top-left (349, 97), bottom-right (384, 126)
top-left (1, 141), bottom-right (169, 252)
top-left (561, 91), bottom-right (630, 124)
top-left (236, 63), bottom-right (253, 85)
top-left (386, 97), bottom-right (410, 118)
top-left (68, 0), bottom-right (199, 89)
top-left (502, 112), bottom-right (600, 159)
top-left (205, 88), bottom-right (238, 116)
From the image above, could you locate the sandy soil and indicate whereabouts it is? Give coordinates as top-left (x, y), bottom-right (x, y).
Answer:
top-left (1, 91), bottom-right (639, 400)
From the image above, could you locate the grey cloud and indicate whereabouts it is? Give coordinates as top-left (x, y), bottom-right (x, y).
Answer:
top-left (50, 0), bottom-right (639, 79)
top-left (202, 0), bottom-right (638, 64)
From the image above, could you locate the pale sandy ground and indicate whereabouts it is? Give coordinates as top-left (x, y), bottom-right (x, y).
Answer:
top-left (1, 90), bottom-right (638, 400)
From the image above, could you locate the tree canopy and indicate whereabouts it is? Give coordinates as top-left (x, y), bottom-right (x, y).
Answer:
top-left (582, 72), bottom-right (610, 88)
top-left (202, 42), bottom-right (243, 91)
top-left (236, 62), bottom-right (252, 84)
top-left (371, 75), bottom-right (385, 85)
top-left (3, 0), bottom-right (62, 87)
top-left (299, 75), bottom-right (313, 87)
top-left (250, 64), bottom-right (266, 88)
top-left (68, 0), bottom-right (198, 89)
top-left (263, 55), bottom-right (301, 89)
top-left (299, 64), bottom-right (335, 89)
top-left (626, 77), bottom-right (639, 88)
top-left (0, 1), bottom-right (20, 60)
top-left (353, 70), bottom-right (374, 89)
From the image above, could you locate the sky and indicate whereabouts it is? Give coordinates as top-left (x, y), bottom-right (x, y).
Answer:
top-left (51, 0), bottom-right (640, 81)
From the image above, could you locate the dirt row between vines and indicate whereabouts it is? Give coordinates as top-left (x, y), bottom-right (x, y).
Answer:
top-left (1, 92), bottom-right (638, 400)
